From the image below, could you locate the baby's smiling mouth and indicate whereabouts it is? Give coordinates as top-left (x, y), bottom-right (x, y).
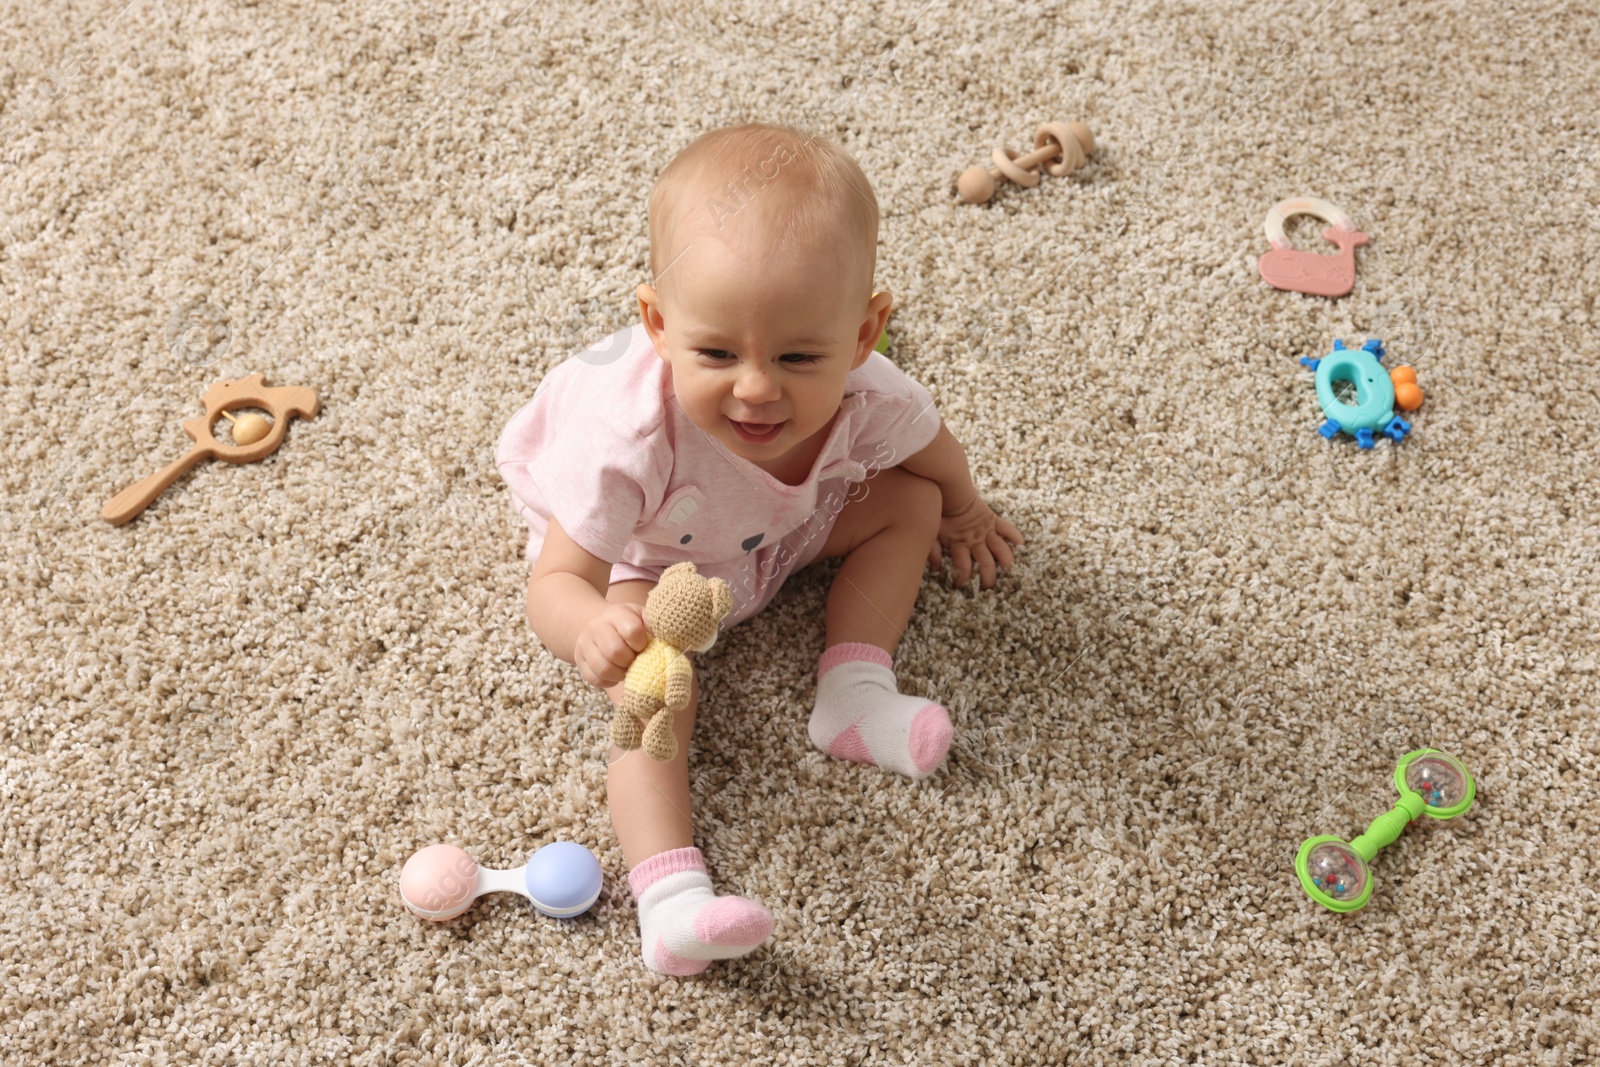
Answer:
top-left (728, 417), bottom-right (786, 441)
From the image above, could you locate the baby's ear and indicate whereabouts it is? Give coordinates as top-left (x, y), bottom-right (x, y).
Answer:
top-left (637, 284), bottom-right (666, 342)
top-left (856, 290), bottom-right (892, 366)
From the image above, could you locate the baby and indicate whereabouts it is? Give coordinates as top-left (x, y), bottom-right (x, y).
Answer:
top-left (495, 122), bottom-right (1024, 975)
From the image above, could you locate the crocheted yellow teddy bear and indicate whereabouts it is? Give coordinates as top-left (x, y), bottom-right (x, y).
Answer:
top-left (612, 562), bottom-right (733, 761)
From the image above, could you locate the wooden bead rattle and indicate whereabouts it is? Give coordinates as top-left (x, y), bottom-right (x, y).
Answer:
top-left (101, 373), bottom-right (319, 525)
top-left (957, 121), bottom-right (1095, 204)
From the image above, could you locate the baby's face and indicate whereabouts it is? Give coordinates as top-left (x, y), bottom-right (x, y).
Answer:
top-left (638, 233), bottom-right (889, 478)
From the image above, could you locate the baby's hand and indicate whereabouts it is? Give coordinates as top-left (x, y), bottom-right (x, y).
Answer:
top-left (575, 603), bottom-right (651, 690)
top-left (926, 494), bottom-right (1024, 590)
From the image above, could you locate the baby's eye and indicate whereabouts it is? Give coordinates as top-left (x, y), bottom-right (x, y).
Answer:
top-left (698, 350), bottom-right (822, 365)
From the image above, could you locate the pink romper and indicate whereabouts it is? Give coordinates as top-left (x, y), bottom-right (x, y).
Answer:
top-left (495, 323), bottom-right (942, 629)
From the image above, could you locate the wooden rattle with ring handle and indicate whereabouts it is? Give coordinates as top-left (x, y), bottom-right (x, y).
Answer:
top-left (958, 121), bottom-right (1095, 204)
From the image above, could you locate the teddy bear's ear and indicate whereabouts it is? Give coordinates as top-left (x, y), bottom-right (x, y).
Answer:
top-left (709, 578), bottom-right (733, 621)
top-left (660, 562), bottom-right (696, 581)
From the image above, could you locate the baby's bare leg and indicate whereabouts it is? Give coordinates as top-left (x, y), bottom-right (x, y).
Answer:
top-left (599, 579), bottom-right (773, 975)
top-left (820, 467), bottom-right (944, 656)
top-left (599, 579), bottom-right (696, 870)
top-left (603, 668), bottom-right (698, 869)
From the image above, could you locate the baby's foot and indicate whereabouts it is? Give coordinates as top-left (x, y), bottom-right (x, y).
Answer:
top-left (630, 847), bottom-right (774, 976)
top-left (808, 642), bottom-right (953, 779)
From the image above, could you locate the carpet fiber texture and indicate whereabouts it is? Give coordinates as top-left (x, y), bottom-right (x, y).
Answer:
top-left (3, 1), bottom-right (1598, 1064)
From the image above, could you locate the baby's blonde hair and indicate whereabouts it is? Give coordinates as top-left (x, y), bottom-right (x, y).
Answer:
top-left (646, 122), bottom-right (880, 300)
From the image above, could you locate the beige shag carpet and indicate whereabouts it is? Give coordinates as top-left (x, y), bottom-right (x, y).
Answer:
top-left (4, 0), bottom-right (1598, 1063)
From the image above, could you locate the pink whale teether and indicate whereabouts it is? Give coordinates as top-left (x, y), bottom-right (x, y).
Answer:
top-left (1258, 197), bottom-right (1368, 298)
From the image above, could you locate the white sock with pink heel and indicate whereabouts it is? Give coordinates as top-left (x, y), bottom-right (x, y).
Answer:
top-left (629, 847), bottom-right (774, 976)
top-left (808, 642), bottom-right (954, 779)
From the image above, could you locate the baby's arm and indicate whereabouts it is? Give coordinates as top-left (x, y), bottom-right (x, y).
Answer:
top-left (899, 419), bottom-right (978, 512)
top-left (526, 518), bottom-right (649, 688)
top-left (900, 420), bottom-right (1024, 590)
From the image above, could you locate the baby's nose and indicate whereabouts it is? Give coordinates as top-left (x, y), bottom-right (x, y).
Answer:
top-left (733, 367), bottom-right (781, 400)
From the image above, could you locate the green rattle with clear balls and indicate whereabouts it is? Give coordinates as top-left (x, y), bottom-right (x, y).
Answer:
top-left (1296, 749), bottom-right (1476, 913)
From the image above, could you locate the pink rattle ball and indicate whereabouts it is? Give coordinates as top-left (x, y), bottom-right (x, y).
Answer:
top-left (400, 843), bottom-right (480, 921)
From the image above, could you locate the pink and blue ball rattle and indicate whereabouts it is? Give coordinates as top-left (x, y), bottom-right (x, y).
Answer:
top-left (1296, 749), bottom-right (1476, 912)
top-left (1300, 338), bottom-right (1425, 449)
top-left (401, 842), bottom-right (603, 921)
